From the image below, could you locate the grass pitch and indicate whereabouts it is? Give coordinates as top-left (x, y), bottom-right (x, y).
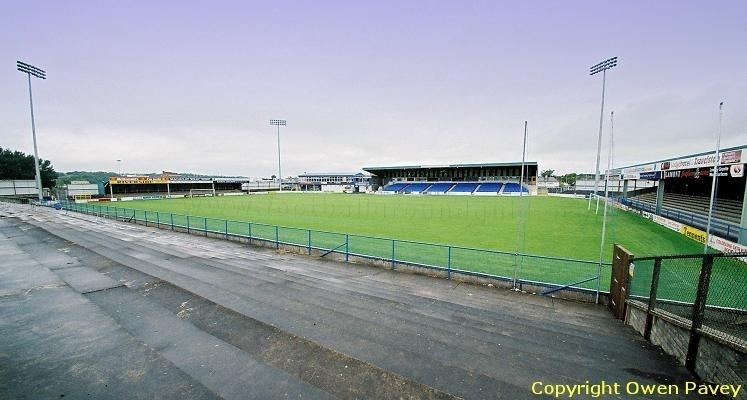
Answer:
top-left (124, 193), bottom-right (702, 261)
top-left (88, 193), bottom-right (745, 306)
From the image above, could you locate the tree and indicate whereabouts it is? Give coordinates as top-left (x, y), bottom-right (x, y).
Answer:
top-left (540, 169), bottom-right (555, 178)
top-left (0, 147), bottom-right (58, 188)
top-left (57, 171), bottom-right (115, 186)
top-left (558, 173), bottom-right (577, 186)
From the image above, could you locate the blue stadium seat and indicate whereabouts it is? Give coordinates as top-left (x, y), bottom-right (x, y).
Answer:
top-left (476, 182), bottom-right (503, 192)
top-left (425, 182), bottom-right (455, 193)
top-left (502, 183), bottom-right (529, 193)
top-left (383, 183), bottom-right (408, 192)
top-left (402, 183), bottom-right (432, 193)
top-left (450, 183), bottom-right (480, 193)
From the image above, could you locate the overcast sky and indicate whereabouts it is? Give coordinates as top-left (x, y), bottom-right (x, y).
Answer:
top-left (2, 0), bottom-right (746, 177)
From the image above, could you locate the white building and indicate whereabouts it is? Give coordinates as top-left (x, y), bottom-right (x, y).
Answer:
top-left (297, 172), bottom-right (372, 193)
top-left (0, 180), bottom-right (38, 197)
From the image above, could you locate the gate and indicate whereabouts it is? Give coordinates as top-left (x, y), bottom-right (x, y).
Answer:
top-left (609, 244), bottom-right (633, 320)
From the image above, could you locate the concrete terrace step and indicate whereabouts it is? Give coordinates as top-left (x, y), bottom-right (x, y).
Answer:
top-left (45, 214), bottom-right (641, 358)
top-left (4, 215), bottom-right (456, 400)
top-left (17, 208), bottom-right (696, 395)
top-left (33, 219), bottom-right (527, 398)
top-left (44, 214), bottom-right (667, 357)
top-left (0, 218), bottom-right (220, 400)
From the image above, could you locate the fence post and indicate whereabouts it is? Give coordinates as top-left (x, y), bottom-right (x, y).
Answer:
top-left (187, 215), bottom-right (190, 234)
top-left (225, 220), bottom-right (228, 239)
top-left (685, 255), bottom-right (714, 372)
top-left (132, 209), bottom-right (136, 222)
top-left (644, 258), bottom-right (662, 340)
top-left (345, 234), bottom-right (349, 262)
top-left (248, 223), bottom-right (252, 245)
top-left (144, 210), bottom-right (148, 227)
top-left (275, 226), bottom-right (279, 249)
top-left (204, 218), bottom-right (208, 237)
top-left (308, 230), bottom-right (311, 255)
top-left (391, 240), bottom-right (396, 270)
top-left (170, 213), bottom-right (174, 230)
top-left (156, 211), bottom-right (160, 228)
top-left (447, 246), bottom-right (452, 280)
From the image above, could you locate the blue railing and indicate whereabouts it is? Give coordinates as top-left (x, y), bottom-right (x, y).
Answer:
top-left (55, 201), bottom-right (611, 296)
top-left (620, 198), bottom-right (744, 242)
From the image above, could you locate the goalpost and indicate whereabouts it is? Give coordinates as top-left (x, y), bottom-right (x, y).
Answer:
top-left (188, 188), bottom-right (216, 198)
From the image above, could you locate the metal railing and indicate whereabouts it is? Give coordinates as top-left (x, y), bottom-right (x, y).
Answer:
top-left (620, 197), bottom-right (744, 242)
top-left (628, 252), bottom-right (747, 364)
top-left (53, 201), bottom-right (611, 296)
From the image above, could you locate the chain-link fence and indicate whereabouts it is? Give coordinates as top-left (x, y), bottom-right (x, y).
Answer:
top-left (55, 201), bottom-right (610, 297)
top-left (629, 252), bottom-right (747, 351)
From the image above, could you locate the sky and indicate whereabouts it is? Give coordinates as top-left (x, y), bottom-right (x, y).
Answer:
top-left (2, 0), bottom-right (746, 177)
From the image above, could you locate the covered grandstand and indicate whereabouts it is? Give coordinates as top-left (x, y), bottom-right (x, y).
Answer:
top-left (618, 145), bottom-right (747, 244)
top-left (363, 162), bottom-right (536, 195)
top-left (104, 174), bottom-right (249, 199)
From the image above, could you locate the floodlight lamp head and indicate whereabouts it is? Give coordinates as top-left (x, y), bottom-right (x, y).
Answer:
top-left (16, 60), bottom-right (46, 79)
top-left (589, 56), bottom-right (617, 76)
top-left (270, 119), bottom-right (287, 126)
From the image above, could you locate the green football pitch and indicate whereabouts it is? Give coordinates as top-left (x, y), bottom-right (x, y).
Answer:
top-left (73, 193), bottom-right (746, 306)
top-left (123, 193), bottom-right (702, 260)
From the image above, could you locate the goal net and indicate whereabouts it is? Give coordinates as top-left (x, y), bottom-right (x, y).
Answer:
top-left (188, 188), bottom-right (216, 198)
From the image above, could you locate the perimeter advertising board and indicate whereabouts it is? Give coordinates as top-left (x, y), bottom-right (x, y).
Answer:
top-left (615, 202), bottom-right (747, 262)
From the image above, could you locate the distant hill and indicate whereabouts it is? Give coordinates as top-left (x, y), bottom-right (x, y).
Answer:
top-left (56, 171), bottom-right (114, 185)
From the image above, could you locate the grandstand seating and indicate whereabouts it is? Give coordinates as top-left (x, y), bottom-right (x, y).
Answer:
top-left (401, 183), bottom-right (432, 193)
top-left (383, 183), bottom-right (408, 192)
top-left (382, 181), bottom-right (530, 195)
top-left (424, 183), bottom-right (455, 193)
top-left (450, 183), bottom-right (480, 193)
top-left (502, 183), bottom-right (529, 193)
top-left (476, 183), bottom-right (503, 193)
top-left (630, 192), bottom-right (742, 224)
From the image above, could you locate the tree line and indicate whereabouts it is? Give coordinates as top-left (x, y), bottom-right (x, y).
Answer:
top-left (0, 147), bottom-right (58, 188)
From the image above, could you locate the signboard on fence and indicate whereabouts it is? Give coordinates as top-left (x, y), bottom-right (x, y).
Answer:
top-left (680, 225), bottom-right (708, 244)
top-left (652, 214), bottom-right (682, 232)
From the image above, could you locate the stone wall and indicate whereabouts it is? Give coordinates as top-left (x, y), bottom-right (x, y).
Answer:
top-left (626, 301), bottom-right (747, 399)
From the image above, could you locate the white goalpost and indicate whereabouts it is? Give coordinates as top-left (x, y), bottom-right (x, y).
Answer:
top-left (188, 188), bottom-right (216, 198)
